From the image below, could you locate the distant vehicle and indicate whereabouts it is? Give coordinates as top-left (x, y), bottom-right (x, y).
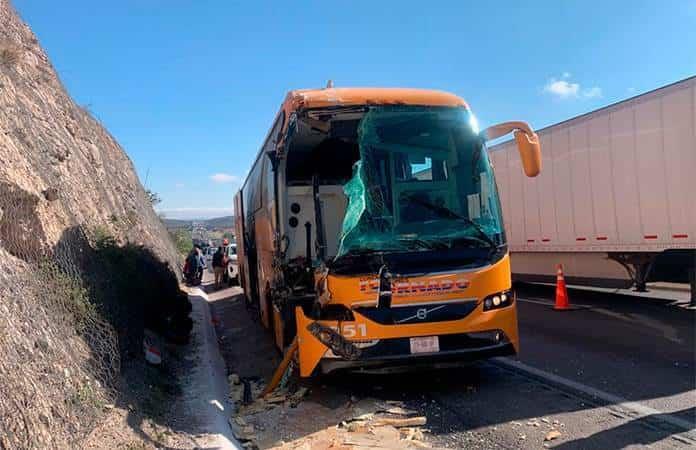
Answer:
top-left (224, 242), bottom-right (239, 286)
top-left (489, 76), bottom-right (695, 297)
top-left (204, 246), bottom-right (216, 272)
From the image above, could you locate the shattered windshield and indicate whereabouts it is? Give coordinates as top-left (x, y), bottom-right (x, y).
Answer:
top-left (336, 105), bottom-right (505, 259)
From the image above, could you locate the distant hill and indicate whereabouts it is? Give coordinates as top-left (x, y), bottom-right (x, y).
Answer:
top-left (203, 215), bottom-right (234, 229)
top-left (162, 215), bottom-right (234, 230)
top-left (161, 218), bottom-right (192, 229)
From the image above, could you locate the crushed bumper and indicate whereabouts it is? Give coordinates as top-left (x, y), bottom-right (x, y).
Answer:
top-left (296, 303), bottom-right (519, 377)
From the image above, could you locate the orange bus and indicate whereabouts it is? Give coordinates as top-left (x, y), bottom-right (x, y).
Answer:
top-left (234, 86), bottom-right (541, 377)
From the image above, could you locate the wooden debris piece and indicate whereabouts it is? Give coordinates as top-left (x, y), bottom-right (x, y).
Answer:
top-left (545, 430), bottom-right (562, 441)
top-left (370, 416), bottom-right (427, 428)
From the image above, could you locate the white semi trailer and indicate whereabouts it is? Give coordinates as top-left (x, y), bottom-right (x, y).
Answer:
top-left (489, 76), bottom-right (696, 299)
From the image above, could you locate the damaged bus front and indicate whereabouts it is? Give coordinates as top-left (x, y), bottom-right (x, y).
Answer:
top-left (234, 88), bottom-right (540, 377)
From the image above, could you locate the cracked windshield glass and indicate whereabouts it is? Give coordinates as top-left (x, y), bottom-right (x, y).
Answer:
top-left (338, 106), bottom-right (504, 258)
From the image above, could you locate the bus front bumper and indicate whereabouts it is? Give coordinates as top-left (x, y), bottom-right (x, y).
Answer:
top-left (319, 338), bottom-right (515, 374)
top-left (295, 302), bottom-right (519, 377)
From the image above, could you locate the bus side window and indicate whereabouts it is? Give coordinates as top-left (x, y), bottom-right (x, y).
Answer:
top-left (261, 113), bottom-right (284, 224)
top-left (245, 162), bottom-right (263, 214)
top-left (243, 113), bottom-right (285, 216)
top-left (262, 157), bottom-right (273, 206)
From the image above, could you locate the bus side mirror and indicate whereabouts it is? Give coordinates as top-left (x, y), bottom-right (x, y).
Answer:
top-left (483, 121), bottom-right (542, 178)
top-left (513, 130), bottom-right (541, 177)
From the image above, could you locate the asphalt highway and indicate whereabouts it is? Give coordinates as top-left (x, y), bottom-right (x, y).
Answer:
top-left (212, 281), bottom-right (695, 448)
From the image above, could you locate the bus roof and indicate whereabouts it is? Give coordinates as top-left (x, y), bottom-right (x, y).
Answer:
top-left (283, 87), bottom-right (469, 111)
top-left (238, 87), bottom-right (470, 194)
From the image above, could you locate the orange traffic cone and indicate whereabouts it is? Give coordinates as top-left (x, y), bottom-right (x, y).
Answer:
top-left (553, 264), bottom-right (571, 311)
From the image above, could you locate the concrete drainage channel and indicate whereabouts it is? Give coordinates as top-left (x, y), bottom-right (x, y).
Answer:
top-left (186, 288), bottom-right (243, 449)
top-left (490, 358), bottom-right (696, 445)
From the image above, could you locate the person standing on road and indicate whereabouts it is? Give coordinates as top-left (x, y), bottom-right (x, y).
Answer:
top-left (185, 247), bottom-right (200, 285)
top-left (196, 245), bottom-right (206, 281)
top-left (212, 246), bottom-right (225, 289)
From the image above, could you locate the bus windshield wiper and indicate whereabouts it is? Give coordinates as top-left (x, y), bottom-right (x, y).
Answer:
top-left (456, 218), bottom-right (497, 251)
top-left (332, 248), bottom-right (384, 264)
top-left (397, 236), bottom-right (449, 251)
top-left (403, 194), bottom-right (497, 250)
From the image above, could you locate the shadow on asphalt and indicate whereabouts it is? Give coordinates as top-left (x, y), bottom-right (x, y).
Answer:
top-left (205, 280), bottom-right (281, 381)
top-left (553, 407), bottom-right (695, 449)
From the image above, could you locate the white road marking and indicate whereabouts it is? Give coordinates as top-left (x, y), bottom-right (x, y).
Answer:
top-left (492, 358), bottom-right (696, 441)
top-left (516, 297), bottom-right (555, 306)
top-left (517, 297), bottom-right (593, 308)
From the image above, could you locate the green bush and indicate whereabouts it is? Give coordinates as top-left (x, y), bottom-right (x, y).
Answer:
top-left (169, 229), bottom-right (191, 256)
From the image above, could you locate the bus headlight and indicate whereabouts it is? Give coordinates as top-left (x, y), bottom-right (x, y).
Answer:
top-left (483, 290), bottom-right (513, 311)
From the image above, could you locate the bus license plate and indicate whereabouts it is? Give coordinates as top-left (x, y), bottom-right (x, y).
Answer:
top-left (410, 336), bottom-right (439, 354)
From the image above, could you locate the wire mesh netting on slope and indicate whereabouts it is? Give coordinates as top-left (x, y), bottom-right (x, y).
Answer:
top-left (0, 185), bottom-right (119, 448)
top-left (0, 185), bottom-right (191, 449)
top-left (0, 254), bottom-right (119, 449)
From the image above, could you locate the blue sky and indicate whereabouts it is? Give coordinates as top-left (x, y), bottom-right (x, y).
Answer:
top-left (14, 1), bottom-right (696, 219)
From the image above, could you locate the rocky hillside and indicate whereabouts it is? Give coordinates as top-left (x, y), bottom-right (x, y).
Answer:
top-left (0, 1), bottom-right (184, 448)
top-left (0, 1), bottom-right (178, 264)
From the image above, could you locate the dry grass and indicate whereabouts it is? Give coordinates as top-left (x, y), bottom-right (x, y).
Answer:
top-left (0, 43), bottom-right (20, 69)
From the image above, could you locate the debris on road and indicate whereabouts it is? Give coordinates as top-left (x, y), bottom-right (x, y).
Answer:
top-left (370, 416), bottom-right (428, 427)
top-left (260, 337), bottom-right (299, 397)
top-left (228, 417), bottom-right (256, 444)
top-left (265, 394), bottom-right (288, 404)
top-left (545, 430), bottom-right (562, 441)
top-left (385, 406), bottom-right (418, 416)
top-left (227, 388), bottom-right (439, 449)
top-left (402, 427), bottom-right (426, 441)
